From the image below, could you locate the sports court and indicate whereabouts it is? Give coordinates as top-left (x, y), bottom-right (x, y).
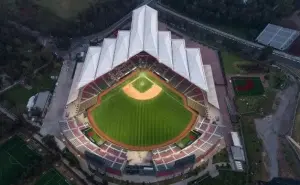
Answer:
top-left (232, 76), bottom-right (265, 96)
top-left (35, 168), bottom-right (72, 185)
top-left (88, 71), bottom-right (196, 150)
top-left (0, 136), bottom-right (41, 185)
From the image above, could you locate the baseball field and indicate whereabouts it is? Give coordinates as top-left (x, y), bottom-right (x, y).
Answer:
top-left (88, 71), bottom-right (196, 150)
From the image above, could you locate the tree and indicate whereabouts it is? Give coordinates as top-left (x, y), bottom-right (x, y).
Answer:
top-left (42, 134), bottom-right (60, 151)
top-left (259, 46), bottom-right (273, 61)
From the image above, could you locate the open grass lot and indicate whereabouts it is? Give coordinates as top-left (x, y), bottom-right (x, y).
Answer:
top-left (35, 168), bottom-right (71, 185)
top-left (221, 52), bottom-right (252, 74)
top-left (31, 0), bottom-right (97, 20)
top-left (235, 89), bottom-right (276, 115)
top-left (132, 76), bottom-right (153, 93)
top-left (232, 77), bottom-right (265, 97)
top-left (0, 136), bottom-right (41, 185)
top-left (1, 74), bottom-right (55, 107)
top-left (90, 72), bottom-right (193, 147)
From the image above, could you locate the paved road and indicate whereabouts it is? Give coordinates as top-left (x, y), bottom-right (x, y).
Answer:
top-left (255, 84), bottom-right (299, 179)
top-left (40, 61), bottom-right (75, 136)
top-left (0, 105), bottom-right (17, 121)
top-left (154, 3), bottom-right (300, 64)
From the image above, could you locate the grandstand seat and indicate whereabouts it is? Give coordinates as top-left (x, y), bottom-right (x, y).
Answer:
top-left (120, 152), bottom-right (127, 159)
top-left (77, 135), bottom-right (88, 144)
top-left (174, 152), bottom-right (186, 159)
top-left (199, 123), bottom-right (208, 132)
top-left (108, 148), bottom-right (120, 156)
top-left (94, 77), bottom-right (109, 91)
top-left (200, 143), bottom-right (212, 151)
top-left (154, 159), bottom-right (164, 165)
top-left (116, 158), bottom-right (125, 164)
top-left (207, 125), bottom-right (217, 133)
top-left (72, 129), bottom-right (83, 137)
top-left (85, 143), bottom-right (97, 151)
top-left (95, 149), bottom-right (106, 157)
top-left (201, 133), bottom-right (211, 141)
top-left (208, 135), bottom-right (220, 145)
top-left (99, 144), bottom-right (108, 151)
top-left (185, 146), bottom-right (197, 154)
top-left (68, 120), bottom-right (77, 129)
top-left (83, 84), bottom-right (98, 95)
top-left (105, 154), bottom-right (116, 161)
top-left (163, 156), bottom-right (175, 163)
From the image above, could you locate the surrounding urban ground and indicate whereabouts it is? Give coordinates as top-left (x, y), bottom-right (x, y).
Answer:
top-left (89, 72), bottom-right (194, 148)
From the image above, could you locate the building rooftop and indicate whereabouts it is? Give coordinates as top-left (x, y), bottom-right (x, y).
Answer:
top-left (77, 5), bottom-right (209, 92)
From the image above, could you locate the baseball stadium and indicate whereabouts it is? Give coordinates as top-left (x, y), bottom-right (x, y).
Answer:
top-left (61, 5), bottom-right (225, 181)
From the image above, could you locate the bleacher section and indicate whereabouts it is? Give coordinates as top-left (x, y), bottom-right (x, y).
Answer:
top-left (152, 117), bottom-right (223, 174)
top-left (60, 119), bottom-right (127, 173)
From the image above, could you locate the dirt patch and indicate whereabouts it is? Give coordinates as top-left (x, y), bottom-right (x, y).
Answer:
top-left (122, 83), bottom-right (162, 100)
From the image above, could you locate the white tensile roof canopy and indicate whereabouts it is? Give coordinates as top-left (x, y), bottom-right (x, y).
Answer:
top-left (77, 5), bottom-right (209, 92)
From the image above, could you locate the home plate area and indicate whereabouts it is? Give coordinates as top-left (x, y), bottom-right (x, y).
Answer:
top-left (122, 76), bottom-right (162, 101)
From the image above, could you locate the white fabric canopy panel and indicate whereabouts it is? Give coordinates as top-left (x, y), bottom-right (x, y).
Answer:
top-left (113, 31), bottom-right (130, 68)
top-left (171, 39), bottom-right (190, 80)
top-left (128, 6), bottom-right (145, 58)
top-left (203, 65), bottom-right (219, 108)
top-left (77, 47), bottom-right (101, 89)
top-left (186, 48), bottom-right (208, 92)
top-left (143, 6), bottom-right (158, 58)
top-left (158, 31), bottom-right (173, 69)
top-left (96, 39), bottom-right (116, 78)
top-left (76, 5), bottom-right (210, 95)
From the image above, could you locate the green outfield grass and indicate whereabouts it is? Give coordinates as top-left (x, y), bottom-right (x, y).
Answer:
top-left (90, 72), bottom-right (193, 147)
top-left (35, 168), bottom-right (72, 185)
top-left (0, 136), bottom-right (41, 185)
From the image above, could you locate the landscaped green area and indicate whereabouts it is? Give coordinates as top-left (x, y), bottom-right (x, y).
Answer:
top-left (0, 136), bottom-right (41, 185)
top-left (31, 0), bottom-right (97, 20)
top-left (132, 76), bottom-right (153, 93)
top-left (221, 52), bottom-right (252, 74)
top-left (213, 148), bottom-right (229, 164)
top-left (235, 89), bottom-right (276, 115)
top-left (1, 73), bottom-right (56, 107)
top-left (35, 168), bottom-right (71, 185)
top-left (240, 116), bottom-right (263, 181)
top-left (232, 77), bottom-right (265, 97)
top-left (90, 72), bottom-right (193, 147)
top-left (83, 128), bottom-right (104, 145)
top-left (176, 131), bottom-right (200, 148)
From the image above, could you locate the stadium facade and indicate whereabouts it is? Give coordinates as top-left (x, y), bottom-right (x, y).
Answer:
top-left (61, 5), bottom-right (225, 182)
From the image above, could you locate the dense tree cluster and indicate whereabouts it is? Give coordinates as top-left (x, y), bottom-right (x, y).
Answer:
top-left (161, 0), bottom-right (294, 35)
top-left (68, 0), bottom-right (138, 36)
top-left (0, 23), bottom-right (55, 80)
